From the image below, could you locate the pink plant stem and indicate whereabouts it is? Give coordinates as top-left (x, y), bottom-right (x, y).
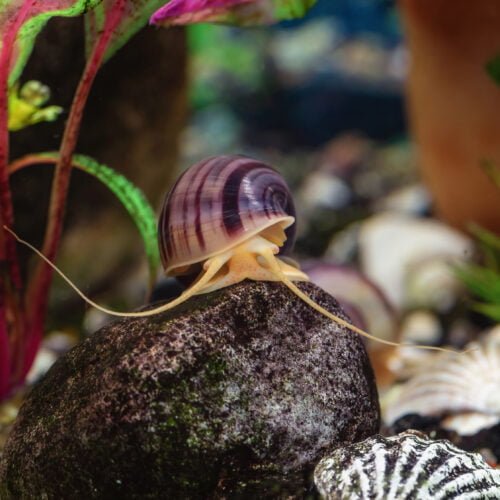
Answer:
top-left (0, 287), bottom-right (10, 399)
top-left (23, 0), bottom-right (126, 378)
top-left (0, 2), bottom-right (33, 397)
top-left (8, 155), bottom-right (58, 174)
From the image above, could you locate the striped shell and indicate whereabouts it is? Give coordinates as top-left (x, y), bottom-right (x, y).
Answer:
top-left (158, 155), bottom-right (296, 275)
top-left (383, 332), bottom-right (500, 427)
top-left (314, 430), bottom-right (500, 499)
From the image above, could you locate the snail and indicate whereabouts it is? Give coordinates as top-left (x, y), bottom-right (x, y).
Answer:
top-left (5, 155), bottom-right (460, 351)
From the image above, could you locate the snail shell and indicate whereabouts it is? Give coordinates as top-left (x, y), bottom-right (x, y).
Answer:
top-left (158, 155), bottom-right (296, 276)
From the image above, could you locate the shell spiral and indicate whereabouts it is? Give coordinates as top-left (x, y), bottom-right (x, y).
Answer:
top-left (158, 155), bottom-right (297, 275)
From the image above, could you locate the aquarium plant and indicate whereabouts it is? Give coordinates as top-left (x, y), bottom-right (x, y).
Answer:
top-left (0, 0), bottom-right (317, 401)
top-left (457, 224), bottom-right (500, 322)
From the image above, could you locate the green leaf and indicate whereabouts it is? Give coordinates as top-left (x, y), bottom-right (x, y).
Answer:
top-left (457, 221), bottom-right (500, 320)
top-left (469, 223), bottom-right (500, 251)
top-left (472, 302), bottom-right (500, 321)
top-left (468, 222), bottom-right (500, 271)
top-left (84, 0), bottom-right (167, 63)
top-left (480, 159), bottom-right (500, 189)
top-left (150, 0), bottom-right (317, 27)
top-left (486, 53), bottom-right (500, 86)
top-left (0, 0), bottom-right (103, 86)
top-left (28, 152), bottom-right (160, 288)
top-left (456, 264), bottom-right (500, 304)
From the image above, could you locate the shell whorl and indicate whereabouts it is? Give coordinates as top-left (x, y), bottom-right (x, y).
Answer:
top-left (158, 155), bottom-right (297, 275)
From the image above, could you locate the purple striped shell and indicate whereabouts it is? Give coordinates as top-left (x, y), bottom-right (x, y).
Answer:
top-left (158, 155), bottom-right (297, 275)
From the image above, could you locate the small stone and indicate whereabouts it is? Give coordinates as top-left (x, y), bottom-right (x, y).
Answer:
top-left (0, 281), bottom-right (379, 498)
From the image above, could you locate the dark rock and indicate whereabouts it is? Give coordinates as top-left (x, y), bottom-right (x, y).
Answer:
top-left (0, 281), bottom-right (380, 499)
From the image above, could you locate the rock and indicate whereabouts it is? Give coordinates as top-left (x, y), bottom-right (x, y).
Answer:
top-left (0, 281), bottom-right (380, 499)
top-left (314, 430), bottom-right (500, 499)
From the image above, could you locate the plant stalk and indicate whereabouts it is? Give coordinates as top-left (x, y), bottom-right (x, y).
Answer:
top-left (0, 3), bottom-right (33, 394)
top-left (24, 1), bottom-right (126, 375)
top-left (0, 288), bottom-right (10, 399)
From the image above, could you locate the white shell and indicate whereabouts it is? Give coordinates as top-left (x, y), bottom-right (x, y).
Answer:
top-left (383, 333), bottom-right (500, 427)
top-left (359, 213), bottom-right (473, 310)
top-left (441, 412), bottom-right (500, 436)
top-left (314, 430), bottom-right (500, 499)
top-left (374, 183), bottom-right (431, 215)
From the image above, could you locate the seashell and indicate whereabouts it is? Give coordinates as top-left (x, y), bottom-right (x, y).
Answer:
top-left (298, 171), bottom-right (351, 212)
top-left (359, 213), bottom-right (474, 310)
top-left (324, 222), bottom-right (361, 264)
top-left (405, 257), bottom-right (466, 313)
top-left (383, 332), bottom-right (500, 427)
top-left (297, 134), bottom-right (372, 217)
top-left (441, 412), bottom-right (500, 436)
top-left (399, 310), bottom-right (442, 346)
top-left (314, 430), bottom-right (500, 499)
top-left (25, 348), bottom-right (58, 385)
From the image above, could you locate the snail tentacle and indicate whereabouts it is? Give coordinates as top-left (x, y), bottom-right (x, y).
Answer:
top-left (6, 224), bottom-right (466, 354)
top-left (259, 247), bottom-right (462, 355)
top-left (3, 225), bottom-right (229, 318)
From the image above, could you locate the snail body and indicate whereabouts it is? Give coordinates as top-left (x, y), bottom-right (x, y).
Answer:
top-left (6, 155), bottom-right (460, 352)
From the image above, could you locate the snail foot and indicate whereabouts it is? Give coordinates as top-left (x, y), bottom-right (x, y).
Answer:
top-left (198, 235), bottom-right (308, 294)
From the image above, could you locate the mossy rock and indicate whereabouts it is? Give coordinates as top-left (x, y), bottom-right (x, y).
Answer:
top-left (0, 281), bottom-right (380, 499)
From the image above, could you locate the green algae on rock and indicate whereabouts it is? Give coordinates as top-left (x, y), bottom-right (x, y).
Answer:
top-left (0, 281), bottom-right (380, 498)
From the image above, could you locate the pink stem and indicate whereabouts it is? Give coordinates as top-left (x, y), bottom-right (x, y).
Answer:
top-left (0, 2), bottom-right (33, 397)
top-left (8, 155), bottom-right (58, 174)
top-left (0, 289), bottom-right (10, 399)
top-left (22, 1), bottom-right (126, 378)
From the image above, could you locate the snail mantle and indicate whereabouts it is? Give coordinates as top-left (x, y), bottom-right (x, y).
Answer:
top-left (0, 281), bottom-right (380, 498)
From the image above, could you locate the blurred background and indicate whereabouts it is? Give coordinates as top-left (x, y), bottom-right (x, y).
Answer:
top-left (11, 0), bottom-right (499, 363)
top-left (13, 0), bottom-right (413, 327)
top-left (4, 0), bottom-right (500, 460)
